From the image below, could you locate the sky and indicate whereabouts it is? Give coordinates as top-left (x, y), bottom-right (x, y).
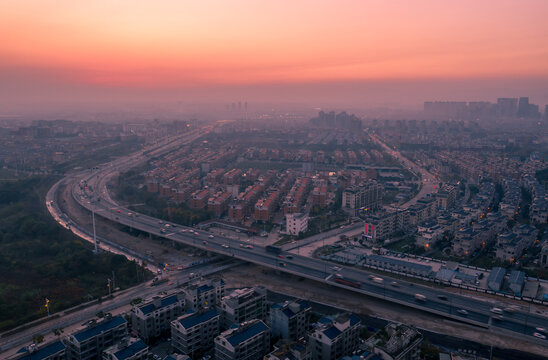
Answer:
top-left (1, 0), bottom-right (548, 113)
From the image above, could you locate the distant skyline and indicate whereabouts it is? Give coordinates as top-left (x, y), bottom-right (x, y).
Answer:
top-left (2, 0), bottom-right (548, 113)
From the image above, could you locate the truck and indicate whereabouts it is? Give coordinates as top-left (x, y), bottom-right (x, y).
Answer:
top-left (266, 245), bottom-right (282, 255)
top-left (334, 275), bottom-right (361, 289)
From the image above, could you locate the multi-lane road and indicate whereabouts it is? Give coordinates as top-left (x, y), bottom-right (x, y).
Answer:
top-left (53, 129), bottom-right (547, 343)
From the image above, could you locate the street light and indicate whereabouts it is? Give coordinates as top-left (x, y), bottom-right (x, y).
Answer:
top-left (45, 298), bottom-right (50, 316)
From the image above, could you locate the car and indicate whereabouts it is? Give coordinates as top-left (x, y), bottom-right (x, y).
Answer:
top-left (221, 244), bottom-right (230, 249)
top-left (457, 309), bottom-right (468, 316)
top-left (504, 307), bottom-right (516, 313)
top-left (245, 245), bottom-right (254, 249)
top-left (202, 240), bottom-right (208, 245)
top-left (117, 209), bottom-right (121, 213)
top-left (390, 281), bottom-right (400, 287)
top-left (279, 262), bottom-right (286, 267)
top-left (437, 295), bottom-right (448, 301)
top-left (279, 255), bottom-right (284, 258)
top-left (239, 243), bottom-right (245, 247)
top-left (533, 332), bottom-right (546, 339)
top-left (332, 266), bottom-right (341, 271)
top-left (535, 327), bottom-right (546, 333)
top-left (208, 234), bottom-right (214, 238)
top-left (493, 315), bottom-right (504, 321)
top-left (490, 307), bottom-right (503, 315)
top-left (286, 255), bottom-right (293, 259)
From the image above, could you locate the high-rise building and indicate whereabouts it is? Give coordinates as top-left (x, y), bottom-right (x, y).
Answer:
top-left (518, 97), bottom-right (530, 117)
top-left (496, 98), bottom-right (518, 118)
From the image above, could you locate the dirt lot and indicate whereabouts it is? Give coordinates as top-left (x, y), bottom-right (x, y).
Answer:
top-left (222, 264), bottom-right (548, 358)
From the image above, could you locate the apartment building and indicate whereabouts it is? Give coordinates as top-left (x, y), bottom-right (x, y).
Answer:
top-left (171, 308), bottom-right (220, 357)
top-left (130, 293), bottom-right (185, 342)
top-left (214, 320), bottom-right (270, 360)
top-left (309, 314), bottom-right (360, 360)
top-left (220, 287), bottom-right (267, 329)
top-left (269, 300), bottom-right (311, 341)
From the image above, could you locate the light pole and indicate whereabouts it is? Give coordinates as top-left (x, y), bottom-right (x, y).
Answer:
top-left (107, 278), bottom-right (112, 297)
top-left (45, 298), bottom-right (50, 316)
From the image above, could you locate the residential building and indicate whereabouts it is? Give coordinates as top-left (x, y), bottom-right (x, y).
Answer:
top-left (285, 213), bottom-right (308, 236)
top-left (363, 210), bottom-right (408, 242)
top-left (214, 320), bottom-right (270, 360)
top-left (171, 308), bottom-right (220, 357)
top-left (130, 292), bottom-right (185, 342)
top-left (269, 300), bottom-right (311, 341)
top-left (366, 323), bottom-right (422, 360)
top-left (265, 339), bottom-right (312, 360)
top-left (65, 315), bottom-right (127, 360)
top-left (183, 278), bottom-right (225, 311)
top-left (102, 338), bottom-right (148, 360)
top-left (541, 241), bottom-right (548, 268)
top-left (309, 314), bottom-right (361, 360)
top-left (220, 287), bottom-right (267, 329)
top-left (9, 341), bottom-right (65, 360)
top-left (342, 182), bottom-right (382, 216)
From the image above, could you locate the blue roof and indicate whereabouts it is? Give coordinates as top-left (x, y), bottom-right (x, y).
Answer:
top-left (509, 270), bottom-right (525, 285)
top-left (348, 314), bottom-right (360, 326)
top-left (179, 308), bottom-right (219, 329)
top-left (73, 316), bottom-right (126, 342)
top-left (197, 284), bottom-right (214, 293)
top-left (367, 255), bottom-right (432, 272)
top-left (226, 321), bottom-right (268, 346)
top-left (16, 341), bottom-right (65, 360)
top-left (113, 340), bottom-right (147, 360)
top-left (488, 267), bottom-right (506, 283)
top-left (323, 325), bottom-right (342, 340)
top-left (139, 294), bottom-right (180, 315)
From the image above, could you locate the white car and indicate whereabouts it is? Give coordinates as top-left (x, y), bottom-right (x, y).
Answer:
top-left (208, 234), bottom-right (214, 238)
top-left (221, 244), bottom-right (229, 249)
top-left (532, 332), bottom-right (546, 340)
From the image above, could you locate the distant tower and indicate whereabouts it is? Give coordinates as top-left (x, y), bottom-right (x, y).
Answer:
top-left (544, 105), bottom-right (548, 121)
top-left (232, 102), bottom-right (236, 111)
top-left (238, 101), bottom-right (242, 112)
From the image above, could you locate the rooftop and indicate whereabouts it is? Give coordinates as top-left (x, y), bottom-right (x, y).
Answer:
top-left (73, 315), bottom-right (126, 343)
top-left (224, 320), bottom-right (269, 347)
top-left (179, 308), bottom-right (219, 329)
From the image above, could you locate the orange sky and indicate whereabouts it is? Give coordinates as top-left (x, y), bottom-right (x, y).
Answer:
top-left (1, 0), bottom-right (548, 109)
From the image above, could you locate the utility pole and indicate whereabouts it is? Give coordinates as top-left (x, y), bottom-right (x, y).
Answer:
top-left (112, 271), bottom-right (116, 292)
top-left (92, 203), bottom-right (98, 254)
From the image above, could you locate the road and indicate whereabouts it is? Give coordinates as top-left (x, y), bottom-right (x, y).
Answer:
top-left (369, 133), bottom-right (439, 208)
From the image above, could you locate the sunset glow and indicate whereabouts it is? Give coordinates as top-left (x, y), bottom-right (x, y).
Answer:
top-left (1, 0), bottom-right (548, 108)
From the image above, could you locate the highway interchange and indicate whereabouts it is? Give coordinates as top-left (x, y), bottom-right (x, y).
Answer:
top-left (55, 129), bottom-right (547, 343)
